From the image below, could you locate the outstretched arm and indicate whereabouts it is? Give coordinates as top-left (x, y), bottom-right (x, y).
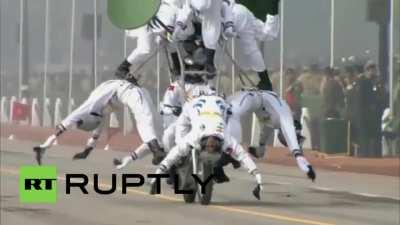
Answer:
top-left (254, 15), bottom-right (280, 41)
top-left (172, 3), bottom-right (194, 41)
top-left (72, 120), bottom-right (105, 160)
top-left (113, 143), bottom-right (151, 169)
top-left (227, 138), bottom-right (263, 200)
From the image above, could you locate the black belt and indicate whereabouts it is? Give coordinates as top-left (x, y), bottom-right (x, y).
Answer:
top-left (184, 74), bottom-right (205, 84)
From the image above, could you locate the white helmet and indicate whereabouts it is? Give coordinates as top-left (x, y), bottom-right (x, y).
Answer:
top-left (188, 85), bottom-right (216, 99)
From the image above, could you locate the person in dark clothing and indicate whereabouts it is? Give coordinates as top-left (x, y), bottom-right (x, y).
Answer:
top-left (360, 61), bottom-right (387, 156)
top-left (343, 66), bottom-right (362, 153)
top-left (350, 61), bottom-right (387, 157)
top-left (320, 67), bottom-right (344, 119)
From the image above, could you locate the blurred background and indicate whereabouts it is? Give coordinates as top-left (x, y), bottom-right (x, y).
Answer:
top-left (1, 0), bottom-right (399, 157)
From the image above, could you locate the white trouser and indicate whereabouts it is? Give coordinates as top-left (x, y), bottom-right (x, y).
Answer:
top-left (60, 105), bottom-right (102, 131)
top-left (40, 110), bottom-right (105, 150)
top-left (259, 98), bottom-right (312, 173)
top-left (126, 27), bottom-right (177, 68)
top-left (162, 114), bottom-right (178, 129)
top-left (257, 92), bottom-right (300, 152)
top-left (126, 1), bottom-right (178, 66)
top-left (226, 115), bottom-right (273, 159)
top-left (162, 122), bottom-right (177, 152)
top-left (117, 86), bottom-right (159, 143)
top-left (227, 91), bottom-right (300, 155)
top-left (235, 33), bottom-right (266, 72)
top-left (191, 0), bottom-right (223, 50)
top-left (126, 27), bottom-right (155, 66)
top-left (226, 115), bottom-right (242, 143)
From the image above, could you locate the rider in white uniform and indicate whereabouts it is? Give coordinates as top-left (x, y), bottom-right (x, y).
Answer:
top-left (114, 0), bottom-right (184, 79)
top-left (227, 3), bottom-right (280, 90)
top-left (113, 83), bottom-right (214, 169)
top-left (173, 0), bottom-right (235, 75)
top-left (227, 89), bottom-right (316, 181)
top-left (33, 79), bottom-right (165, 165)
top-left (150, 93), bottom-right (264, 199)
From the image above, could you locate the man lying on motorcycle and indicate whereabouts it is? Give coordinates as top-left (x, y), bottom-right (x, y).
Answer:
top-left (149, 89), bottom-right (264, 200)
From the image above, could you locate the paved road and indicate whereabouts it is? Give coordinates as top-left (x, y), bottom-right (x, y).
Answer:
top-left (1, 139), bottom-right (399, 225)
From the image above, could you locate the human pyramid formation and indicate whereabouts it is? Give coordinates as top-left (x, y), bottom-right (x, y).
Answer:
top-left (33, 0), bottom-right (316, 200)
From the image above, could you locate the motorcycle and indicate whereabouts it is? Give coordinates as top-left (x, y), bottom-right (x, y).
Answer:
top-left (175, 144), bottom-right (221, 205)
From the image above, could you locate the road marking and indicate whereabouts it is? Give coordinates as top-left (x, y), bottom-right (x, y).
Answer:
top-left (312, 186), bottom-right (334, 191)
top-left (1, 167), bottom-right (335, 225)
top-left (210, 205), bottom-right (334, 225)
top-left (356, 193), bottom-right (382, 198)
top-left (270, 181), bottom-right (292, 185)
top-left (311, 186), bottom-right (400, 201)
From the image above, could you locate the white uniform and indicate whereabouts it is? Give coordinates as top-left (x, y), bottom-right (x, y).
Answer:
top-left (190, 0), bottom-right (222, 50)
top-left (227, 90), bottom-right (312, 174)
top-left (39, 80), bottom-right (160, 151)
top-left (116, 81), bottom-right (162, 143)
top-left (155, 95), bottom-right (262, 185)
top-left (231, 4), bottom-right (280, 72)
top-left (228, 90), bottom-right (299, 153)
top-left (125, 0), bottom-right (180, 68)
top-left (114, 82), bottom-right (216, 170)
top-left (174, 0), bottom-right (234, 50)
top-left (60, 80), bottom-right (120, 130)
top-left (163, 0), bottom-right (185, 8)
top-left (161, 82), bottom-right (213, 151)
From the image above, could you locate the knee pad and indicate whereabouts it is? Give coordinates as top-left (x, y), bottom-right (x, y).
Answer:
top-left (77, 114), bottom-right (102, 132)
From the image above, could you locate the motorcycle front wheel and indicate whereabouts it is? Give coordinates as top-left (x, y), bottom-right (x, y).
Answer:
top-left (199, 161), bottom-right (214, 205)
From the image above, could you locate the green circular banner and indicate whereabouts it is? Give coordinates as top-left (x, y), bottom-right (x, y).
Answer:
top-left (107, 0), bottom-right (161, 29)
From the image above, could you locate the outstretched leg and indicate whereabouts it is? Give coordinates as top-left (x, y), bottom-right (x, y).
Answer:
top-left (113, 143), bottom-right (151, 169)
top-left (33, 124), bottom-right (66, 165)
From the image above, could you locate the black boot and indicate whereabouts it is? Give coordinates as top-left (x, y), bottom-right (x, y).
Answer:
top-left (147, 139), bottom-right (166, 165)
top-left (205, 48), bottom-right (216, 76)
top-left (72, 146), bottom-right (94, 160)
top-left (278, 120), bottom-right (305, 147)
top-left (33, 146), bottom-right (45, 165)
top-left (115, 59), bottom-right (131, 79)
top-left (213, 166), bottom-right (230, 183)
top-left (170, 52), bottom-right (181, 76)
top-left (113, 158), bottom-right (123, 167)
top-left (257, 70), bottom-right (273, 91)
top-left (166, 165), bottom-right (177, 185)
top-left (218, 152), bottom-right (241, 169)
top-left (248, 146), bottom-right (259, 158)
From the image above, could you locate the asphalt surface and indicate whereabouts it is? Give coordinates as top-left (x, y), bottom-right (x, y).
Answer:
top-left (1, 138), bottom-right (399, 225)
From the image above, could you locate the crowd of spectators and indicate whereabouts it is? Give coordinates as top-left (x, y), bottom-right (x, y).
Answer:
top-left (269, 59), bottom-right (390, 156)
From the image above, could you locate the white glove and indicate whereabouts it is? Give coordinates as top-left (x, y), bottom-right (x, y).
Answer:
top-left (223, 21), bottom-right (236, 38)
top-left (114, 156), bottom-right (132, 170)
